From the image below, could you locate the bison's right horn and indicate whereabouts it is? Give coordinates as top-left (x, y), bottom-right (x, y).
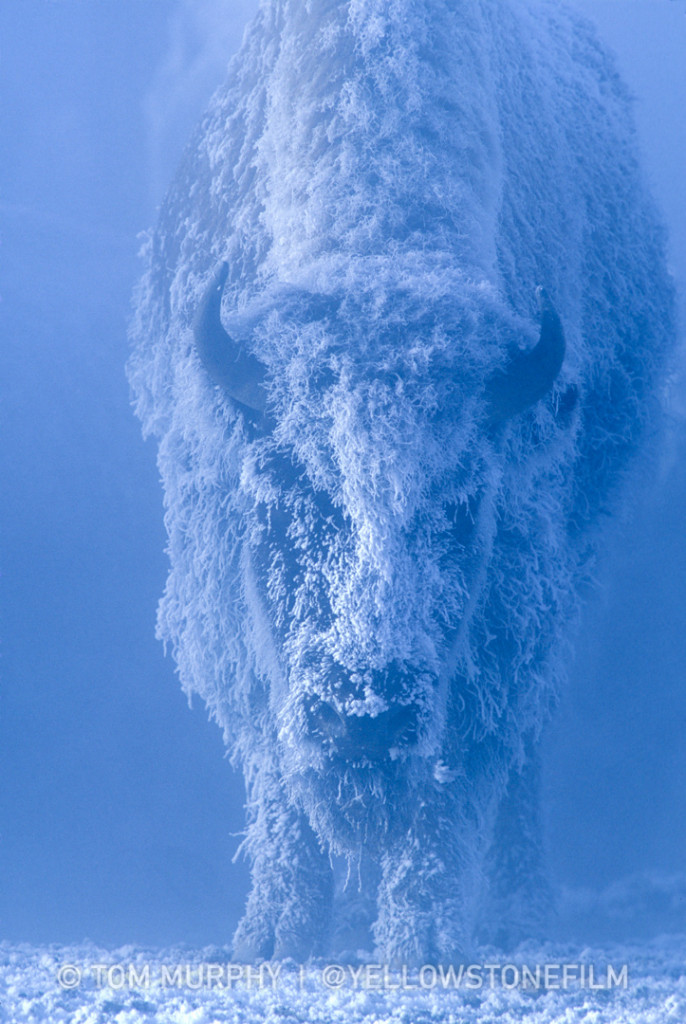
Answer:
top-left (193, 261), bottom-right (269, 416)
top-left (486, 287), bottom-right (565, 423)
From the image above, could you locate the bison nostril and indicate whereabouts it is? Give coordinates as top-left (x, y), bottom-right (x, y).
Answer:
top-left (387, 706), bottom-right (419, 746)
top-left (306, 699), bottom-right (346, 739)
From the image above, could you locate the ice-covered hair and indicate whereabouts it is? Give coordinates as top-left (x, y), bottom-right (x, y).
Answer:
top-left (129, 0), bottom-right (675, 848)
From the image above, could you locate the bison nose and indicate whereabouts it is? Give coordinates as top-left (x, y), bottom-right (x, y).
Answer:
top-left (306, 700), bottom-right (419, 759)
top-left (345, 706), bottom-right (419, 757)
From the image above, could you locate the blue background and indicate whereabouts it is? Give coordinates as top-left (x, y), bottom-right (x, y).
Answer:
top-left (1, 0), bottom-right (685, 946)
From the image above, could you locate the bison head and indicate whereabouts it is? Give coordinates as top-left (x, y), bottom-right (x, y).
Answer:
top-left (189, 255), bottom-right (567, 846)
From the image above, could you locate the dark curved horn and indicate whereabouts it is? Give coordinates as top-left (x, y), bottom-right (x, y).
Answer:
top-left (486, 288), bottom-right (565, 423)
top-left (193, 261), bottom-right (268, 415)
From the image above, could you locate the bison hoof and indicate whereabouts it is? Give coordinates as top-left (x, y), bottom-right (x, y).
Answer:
top-left (233, 913), bottom-right (328, 962)
top-left (232, 915), bottom-right (277, 962)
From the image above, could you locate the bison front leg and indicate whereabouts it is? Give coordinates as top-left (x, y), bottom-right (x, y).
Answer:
top-left (481, 747), bottom-right (553, 948)
top-left (330, 853), bottom-right (381, 956)
top-left (232, 765), bottom-right (333, 961)
top-left (373, 796), bottom-right (486, 965)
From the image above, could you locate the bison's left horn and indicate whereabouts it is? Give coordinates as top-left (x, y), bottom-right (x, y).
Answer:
top-left (193, 261), bottom-right (268, 416)
top-left (486, 288), bottom-right (565, 423)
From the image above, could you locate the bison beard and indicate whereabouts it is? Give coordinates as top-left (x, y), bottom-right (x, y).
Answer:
top-left (128, 0), bottom-right (675, 962)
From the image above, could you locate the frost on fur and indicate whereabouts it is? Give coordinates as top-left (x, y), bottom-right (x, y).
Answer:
top-left (128, 0), bottom-right (675, 961)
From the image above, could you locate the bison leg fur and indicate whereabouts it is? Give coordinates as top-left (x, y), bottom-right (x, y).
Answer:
top-left (373, 796), bottom-right (487, 965)
top-left (480, 746), bottom-right (554, 948)
top-left (330, 853), bottom-right (381, 957)
top-left (232, 765), bottom-right (334, 961)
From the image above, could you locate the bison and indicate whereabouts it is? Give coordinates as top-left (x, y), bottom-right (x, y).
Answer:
top-left (129, 0), bottom-right (675, 962)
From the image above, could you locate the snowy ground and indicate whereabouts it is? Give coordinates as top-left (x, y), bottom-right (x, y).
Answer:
top-left (2, 936), bottom-right (685, 1023)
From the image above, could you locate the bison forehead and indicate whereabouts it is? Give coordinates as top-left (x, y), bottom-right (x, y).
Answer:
top-left (233, 267), bottom-right (537, 499)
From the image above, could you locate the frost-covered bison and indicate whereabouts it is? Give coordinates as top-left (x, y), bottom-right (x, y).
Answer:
top-left (129, 0), bottom-right (675, 961)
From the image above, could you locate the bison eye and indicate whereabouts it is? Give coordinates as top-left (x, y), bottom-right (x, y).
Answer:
top-left (555, 384), bottom-right (578, 426)
top-left (444, 493), bottom-right (480, 546)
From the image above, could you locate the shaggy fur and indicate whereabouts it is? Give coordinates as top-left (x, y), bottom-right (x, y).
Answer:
top-left (129, 0), bottom-right (675, 961)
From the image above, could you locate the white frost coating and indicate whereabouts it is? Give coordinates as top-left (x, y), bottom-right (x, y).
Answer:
top-left (128, 0), bottom-right (675, 961)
